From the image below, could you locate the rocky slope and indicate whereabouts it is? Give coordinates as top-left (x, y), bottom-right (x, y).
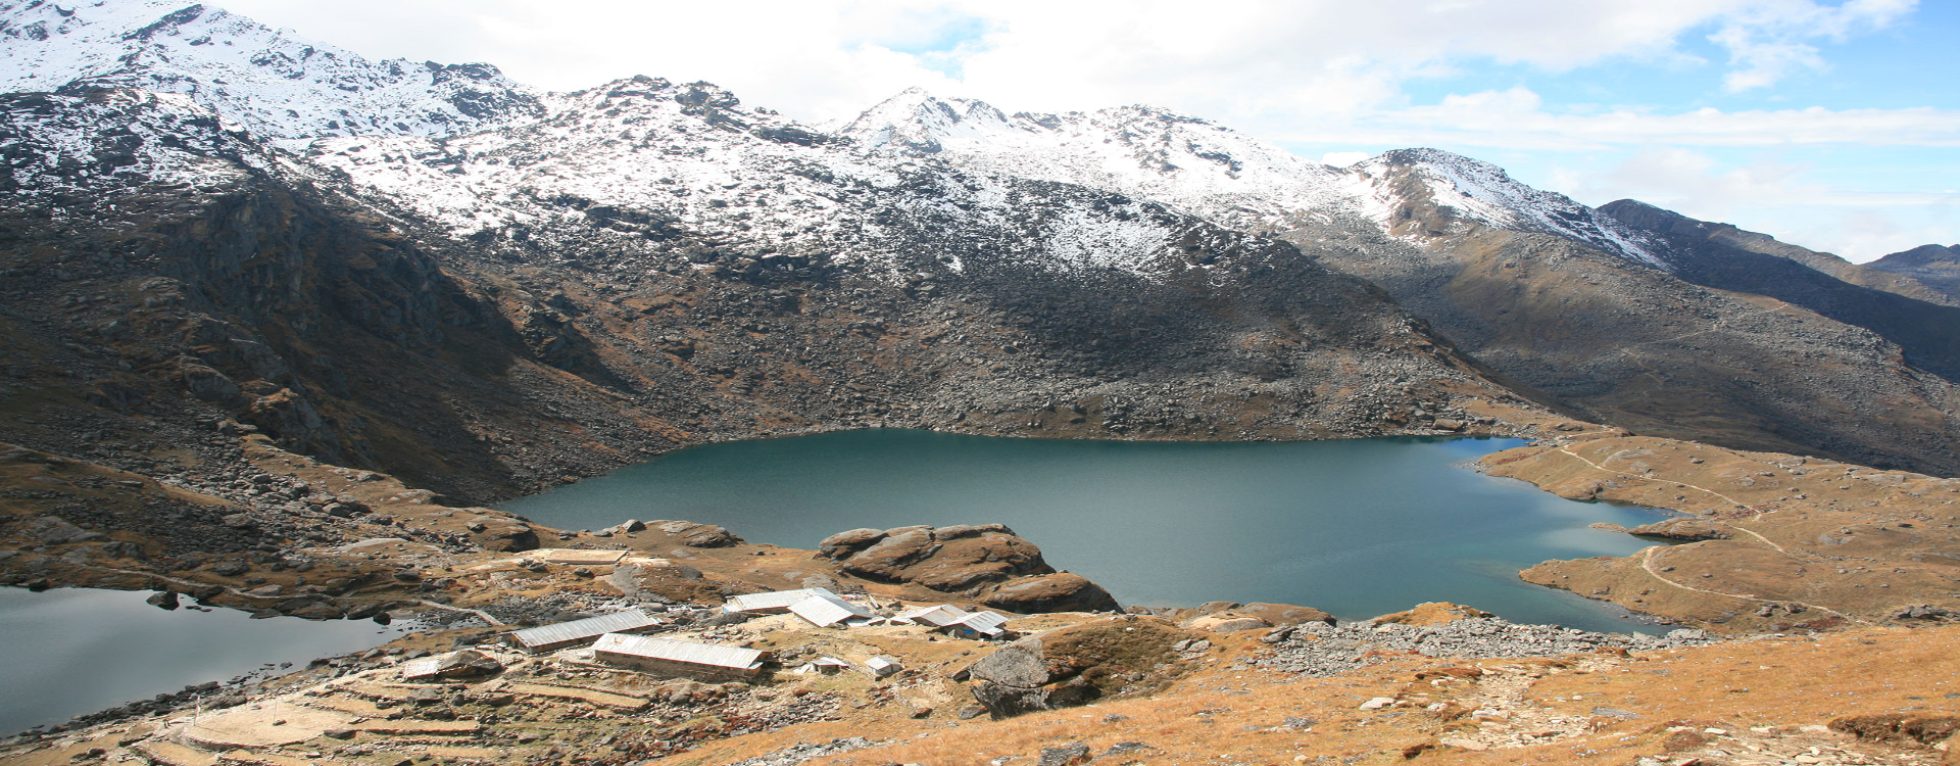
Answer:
top-left (847, 90), bottom-right (1960, 475)
top-left (1601, 199), bottom-right (1960, 379)
top-left (1871, 244), bottom-right (1960, 303)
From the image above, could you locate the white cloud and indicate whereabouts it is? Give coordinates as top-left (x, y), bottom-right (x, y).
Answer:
top-left (1279, 91), bottom-right (1960, 151)
top-left (1708, 0), bottom-right (1915, 91)
top-left (219, 0), bottom-right (1918, 124)
top-left (1320, 151), bottom-right (1374, 167)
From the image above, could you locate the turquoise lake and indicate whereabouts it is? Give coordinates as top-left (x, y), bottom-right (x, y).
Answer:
top-left (502, 430), bottom-right (1670, 633)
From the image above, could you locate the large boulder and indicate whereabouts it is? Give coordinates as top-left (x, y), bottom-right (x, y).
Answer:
top-left (651, 520), bottom-right (742, 548)
top-left (983, 573), bottom-right (1119, 614)
top-left (817, 528), bottom-right (887, 558)
top-left (467, 516), bottom-right (540, 552)
top-left (822, 523), bottom-right (1050, 588)
top-left (966, 617), bottom-right (1192, 718)
top-left (819, 523), bottom-right (1118, 613)
top-left (837, 525), bottom-right (940, 580)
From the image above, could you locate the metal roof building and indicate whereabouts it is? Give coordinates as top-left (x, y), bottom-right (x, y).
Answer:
top-left (591, 634), bottom-right (768, 681)
top-left (723, 587), bottom-right (838, 614)
top-left (507, 609), bottom-right (664, 652)
top-left (793, 656), bottom-right (853, 675)
top-left (787, 592), bottom-right (875, 628)
top-left (895, 604), bottom-right (969, 627)
top-left (894, 604), bottom-right (1011, 638)
top-left (865, 655), bottom-right (902, 678)
top-left (953, 610), bottom-right (1010, 638)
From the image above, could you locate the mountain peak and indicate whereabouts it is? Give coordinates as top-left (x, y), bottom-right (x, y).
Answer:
top-left (844, 87), bottom-right (1011, 152)
top-left (1875, 243), bottom-right (1960, 266)
top-left (1350, 148), bottom-right (1665, 267)
top-left (1, 0), bottom-right (542, 148)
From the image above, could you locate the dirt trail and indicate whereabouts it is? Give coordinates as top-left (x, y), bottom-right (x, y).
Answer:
top-left (1553, 446), bottom-right (1870, 625)
top-left (1554, 445), bottom-right (1792, 554)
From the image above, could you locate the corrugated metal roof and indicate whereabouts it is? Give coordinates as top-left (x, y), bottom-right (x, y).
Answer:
top-left (787, 593), bottom-right (873, 627)
top-left (509, 609), bottom-right (662, 649)
top-left (723, 587), bottom-right (839, 613)
top-left (896, 604), bottom-right (968, 627)
top-left (956, 611), bottom-right (1009, 635)
top-left (591, 634), bottom-right (765, 670)
top-left (865, 655), bottom-right (902, 676)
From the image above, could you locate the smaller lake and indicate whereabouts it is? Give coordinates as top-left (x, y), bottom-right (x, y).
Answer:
top-left (503, 431), bottom-right (1670, 632)
top-left (0, 587), bottom-right (411, 736)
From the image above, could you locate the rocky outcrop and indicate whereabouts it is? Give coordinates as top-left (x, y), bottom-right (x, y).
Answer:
top-left (651, 521), bottom-right (741, 548)
top-left (818, 524), bottom-right (1118, 612)
top-left (1175, 601), bottom-right (1335, 632)
top-left (1369, 601), bottom-right (1494, 626)
top-left (1627, 518), bottom-right (1730, 542)
top-left (466, 517), bottom-right (541, 552)
top-left (819, 523), bottom-right (1043, 589)
top-left (966, 616), bottom-right (1193, 718)
top-left (982, 574), bottom-right (1120, 614)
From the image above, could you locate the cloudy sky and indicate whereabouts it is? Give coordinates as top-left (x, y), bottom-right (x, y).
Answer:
top-left (222, 0), bottom-right (1957, 262)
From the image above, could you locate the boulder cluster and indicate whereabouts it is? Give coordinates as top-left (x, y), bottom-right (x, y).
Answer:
top-left (817, 524), bottom-right (1119, 613)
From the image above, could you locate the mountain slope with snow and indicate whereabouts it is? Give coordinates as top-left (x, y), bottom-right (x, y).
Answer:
top-left (2, 0), bottom-right (1956, 480)
top-left (841, 89), bottom-right (1666, 268)
top-left (307, 77), bottom-right (1283, 281)
top-left (0, 0), bottom-right (541, 148)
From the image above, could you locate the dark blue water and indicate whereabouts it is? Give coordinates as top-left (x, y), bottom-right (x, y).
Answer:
top-left (503, 431), bottom-right (1668, 632)
top-left (0, 587), bottom-right (410, 735)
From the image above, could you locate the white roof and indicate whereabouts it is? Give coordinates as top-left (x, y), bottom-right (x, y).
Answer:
top-left (812, 656), bottom-right (852, 667)
top-left (591, 634), bottom-right (765, 670)
top-left (865, 655), bottom-right (902, 674)
top-left (896, 604), bottom-right (970, 627)
top-left (509, 609), bottom-right (662, 649)
top-left (723, 587), bottom-right (838, 613)
top-left (787, 592), bottom-right (874, 627)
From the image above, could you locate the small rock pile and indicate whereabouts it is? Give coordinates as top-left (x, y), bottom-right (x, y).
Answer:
top-left (1247, 617), bottom-right (1715, 677)
top-left (722, 736), bottom-right (880, 766)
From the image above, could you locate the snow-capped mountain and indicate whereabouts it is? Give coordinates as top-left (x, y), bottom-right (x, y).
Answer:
top-left (841, 89), bottom-right (1666, 268)
top-left (0, 0), bottom-right (540, 149)
top-left (5, 0), bottom-right (1957, 483)
top-left (0, 87), bottom-right (261, 205)
top-left (307, 76), bottom-right (1276, 280)
top-left (841, 88), bottom-right (1358, 230)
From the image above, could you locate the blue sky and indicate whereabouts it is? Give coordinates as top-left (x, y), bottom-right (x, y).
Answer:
top-left (225, 0), bottom-right (1958, 261)
top-left (1284, 1), bottom-right (1959, 261)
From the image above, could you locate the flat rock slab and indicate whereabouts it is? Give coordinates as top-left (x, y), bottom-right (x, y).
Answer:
top-left (341, 682), bottom-right (422, 701)
top-left (134, 741), bottom-right (219, 766)
top-left (181, 700), bottom-right (353, 749)
top-left (351, 719), bottom-right (481, 735)
top-left (426, 745), bottom-right (514, 760)
top-left (531, 549), bottom-right (629, 565)
top-left (297, 695), bottom-right (390, 716)
top-left (505, 682), bottom-right (650, 710)
top-left (220, 749), bottom-right (323, 766)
